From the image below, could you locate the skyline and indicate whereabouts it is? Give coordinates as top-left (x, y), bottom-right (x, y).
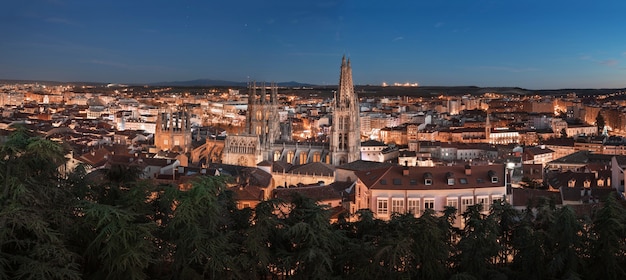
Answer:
top-left (2, 0), bottom-right (626, 89)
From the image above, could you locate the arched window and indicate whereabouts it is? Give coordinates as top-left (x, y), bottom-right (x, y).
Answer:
top-left (339, 156), bottom-right (347, 165)
top-left (274, 151), bottom-right (281, 161)
top-left (299, 151), bottom-right (307, 165)
top-left (287, 151), bottom-right (295, 163)
top-left (313, 152), bottom-right (321, 162)
top-left (338, 133), bottom-right (343, 150)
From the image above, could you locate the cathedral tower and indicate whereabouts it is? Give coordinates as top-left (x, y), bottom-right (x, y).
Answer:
top-left (154, 106), bottom-right (193, 153)
top-left (245, 82), bottom-right (281, 160)
top-left (330, 56), bottom-right (361, 165)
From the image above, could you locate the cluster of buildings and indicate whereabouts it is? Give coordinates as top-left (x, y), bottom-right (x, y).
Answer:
top-left (1, 58), bottom-right (626, 223)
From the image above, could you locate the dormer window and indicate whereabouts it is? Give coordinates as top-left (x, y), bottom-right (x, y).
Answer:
top-left (424, 172), bottom-right (433, 185)
top-left (584, 179), bottom-right (591, 188)
top-left (598, 178), bottom-right (604, 187)
top-left (446, 172), bottom-right (455, 185)
top-left (488, 170), bottom-right (498, 183)
top-left (568, 179), bottom-right (575, 188)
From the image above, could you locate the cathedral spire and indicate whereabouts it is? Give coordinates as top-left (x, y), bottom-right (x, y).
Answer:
top-left (331, 56), bottom-right (361, 165)
top-left (337, 54), bottom-right (354, 108)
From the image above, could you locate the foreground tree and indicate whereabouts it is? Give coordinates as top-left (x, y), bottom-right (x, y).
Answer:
top-left (587, 194), bottom-right (626, 280)
top-left (0, 129), bottom-right (81, 279)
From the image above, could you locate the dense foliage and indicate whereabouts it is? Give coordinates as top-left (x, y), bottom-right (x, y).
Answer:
top-left (1, 131), bottom-right (625, 279)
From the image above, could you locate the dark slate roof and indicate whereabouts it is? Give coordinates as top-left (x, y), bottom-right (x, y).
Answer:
top-left (356, 164), bottom-right (505, 190)
top-left (549, 150), bottom-right (626, 166)
top-left (240, 167), bottom-right (273, 188)
top-left (361, 139), bottom-right (386, 147)
top-left (336, 160), bottom-right (394, 171)
top-left (543, 138), bottom-right (575, 147)
top-left (399, 150), bottom-right (417, 157)
top-left (522, 164), bottom-right (543, 181)
top-left (524, 146), bottom-right (554, 156)
top-left (289, 162), bottom-right (335, 177)
top-left (511, 188), bottom-right (562, 207)
top-left (257, 160), bottom-right (272, 167)
top-left (273, 185), bottom-right (343, 202)
top-left (560, 187), bottom-right (615, 203)
top-left (547, 171), bottom-right (610, 189)
top-left (272, 161), bottom-right (293, 173)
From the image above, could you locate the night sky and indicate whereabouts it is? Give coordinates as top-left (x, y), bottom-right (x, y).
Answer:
top-left (2, 0), bottom-right (626, 89)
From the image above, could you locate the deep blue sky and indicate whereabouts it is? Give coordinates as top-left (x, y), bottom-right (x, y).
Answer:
top-left (2, 0), bottom-right (626, 89)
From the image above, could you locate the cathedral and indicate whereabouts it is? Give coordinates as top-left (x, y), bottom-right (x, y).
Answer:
top-left (222, 56), bottom-right (361, 167)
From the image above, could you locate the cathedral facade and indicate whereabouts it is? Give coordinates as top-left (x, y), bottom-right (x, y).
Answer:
top-left (222, 57), bottom-right (361, 167)
top-left (154, 107), bottom-right (193, 153)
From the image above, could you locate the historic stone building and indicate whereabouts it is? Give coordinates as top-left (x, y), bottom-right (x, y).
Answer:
top-left (330, 56), bottom-right (362, 165)
top-left (222, 56), bottom-right (362, 167)
top-left (154, 107), bottom-right (193, 153)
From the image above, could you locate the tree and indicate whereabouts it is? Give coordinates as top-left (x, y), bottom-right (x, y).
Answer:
top-left (545, 206), bottom-right (584, 279)
top-left (277, 193), bottom-right (346, 279)
top-left (164, 176), bottom-right (240, 279)
top-left (587, 193), bottom-right (626, 280)
top-left (596, 112), bottom-right (606, 135)
top-left (453, 204), bottom-right (501, 278)
top-left (0, 129), bottom-right (82, 280)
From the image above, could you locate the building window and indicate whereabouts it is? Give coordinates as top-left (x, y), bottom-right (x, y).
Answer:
top-left (274, 151), bottom-right (281, 161)
top-left (492, 194), bottom-right (504, 205)
top-left (313, 152), bottom-right (321, 162)
top-left (425, 178), bottom-right (432, 185)
top-left (377, 198), bottom-right (388, 215)
top-left (287, 151), bottom-right (294, 164)
top-left (461, 197), bottom-right (474, 214)
top-left (477, 196), bottom-right (490, 212)
top-left (424, 198), bottom-right (435, 211)
top-left (447, 197), bottom-right (458, 213)
top-left (299, 151), bottom-right (307, 165)
top-left (391, 198), bottom-right (404, 214)
top-left (407, 199), bottom-right (420, 215)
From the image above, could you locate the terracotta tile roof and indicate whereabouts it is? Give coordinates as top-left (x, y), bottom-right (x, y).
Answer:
top-left (355, 164), bottom-right (506, 190)
top-left (524, 146), bottom-right (554, 156)
top-left (230, 185), bottom-right (264, 201)
top-left (78, 147), bottom-right (111, 168)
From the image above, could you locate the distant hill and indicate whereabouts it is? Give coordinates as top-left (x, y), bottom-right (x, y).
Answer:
top-left (148, 79), bottom-right (316, 87)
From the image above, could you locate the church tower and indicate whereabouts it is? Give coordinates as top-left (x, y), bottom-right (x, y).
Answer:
top-left (154, 106), bottom-right (193, 153)
top-left (245, 82), bottom-right (281, 160)
top-left (330, 56), bottom-right (361, 165)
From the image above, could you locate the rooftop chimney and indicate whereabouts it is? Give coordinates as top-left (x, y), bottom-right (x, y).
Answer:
top-left (402, 166), bottom-right (409, 176)
top-left (465, 164), bottom-right (472, 176)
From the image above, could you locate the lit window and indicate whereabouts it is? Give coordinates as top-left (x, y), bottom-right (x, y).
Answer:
top-left (424, 198), bottom-right (435, 211)
top-left (477, 196), bottom-right (490, 212)
top-left (391, 198), bottom-right (404, 214)
top-left (461, 197), bottom-right (474, 213)
top-left (377, 198), bottom-right (388, 215)
top-left (447, 197), bottom-right (458, 213)
top-left (407, 199), bottom-right (420, 215)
